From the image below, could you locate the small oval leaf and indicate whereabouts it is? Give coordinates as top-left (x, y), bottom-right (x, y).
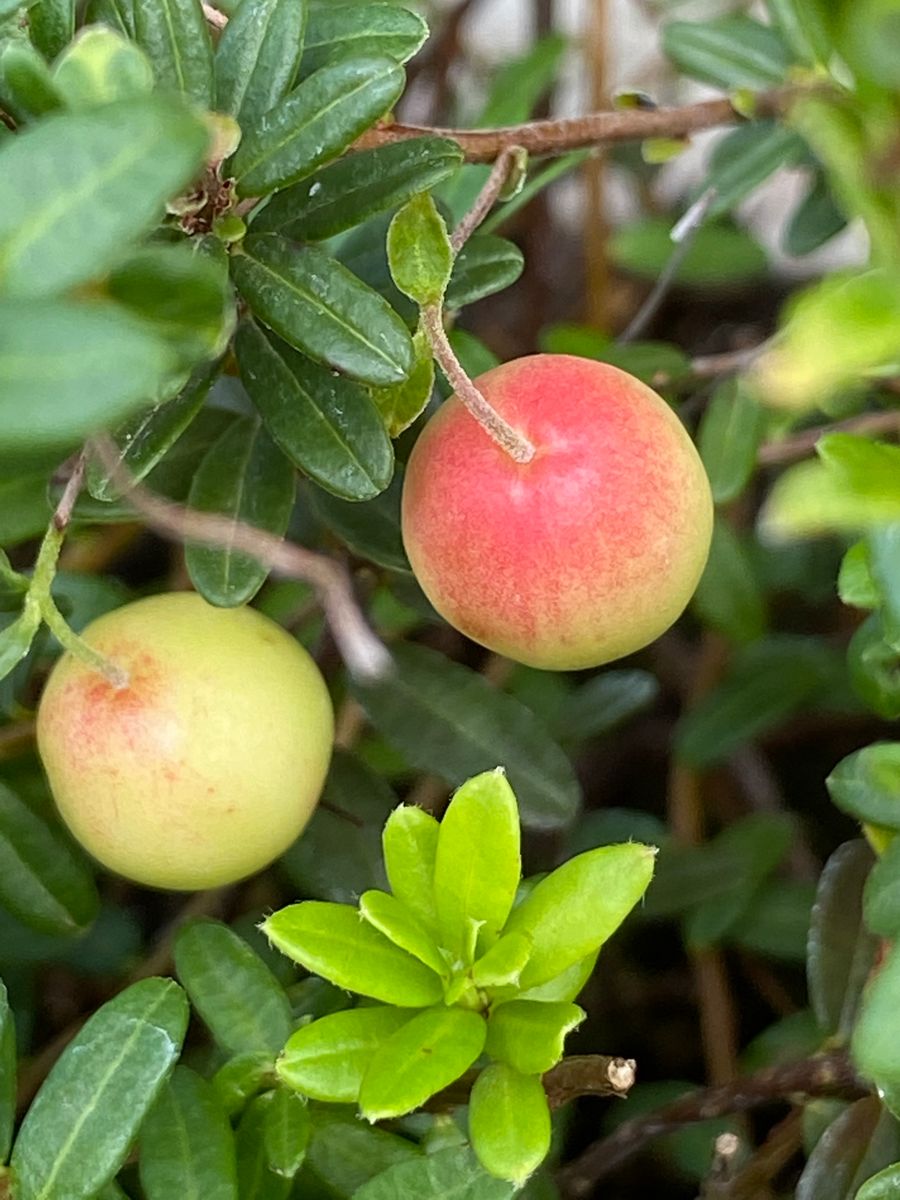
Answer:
top-left (468, 1064), bottom-right (551, 1185)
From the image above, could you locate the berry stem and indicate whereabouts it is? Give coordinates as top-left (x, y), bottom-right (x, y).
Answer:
top-left (421, 304), bottom-right (535, 463)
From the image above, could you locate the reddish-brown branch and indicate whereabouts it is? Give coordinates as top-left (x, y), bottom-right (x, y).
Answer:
top-left (757, 409), bottom-right (900, 466)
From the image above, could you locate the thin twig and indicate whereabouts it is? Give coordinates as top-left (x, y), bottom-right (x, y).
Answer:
top-left (451, 147), bottom-right (522, 253)
top-left (556, 1050), bottom-right (869, 1197)
top-left (88, 437), bottom-right (392, 682)
top-left (544, 1055), bottom-right (636, 1108)
top-left (757, 409), bottom-right (900, 466)
top-left (52, 452), bottom-right (87, 532)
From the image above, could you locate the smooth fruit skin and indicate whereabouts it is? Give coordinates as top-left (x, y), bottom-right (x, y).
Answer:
top-left (36, 592), bottom-right (334, 890)
top-left (402, 354), bottom-right (714, 670)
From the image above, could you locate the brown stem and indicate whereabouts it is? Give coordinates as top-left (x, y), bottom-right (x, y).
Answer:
top-left (544, 1054), bottom-right (636, 1108)
top-left (757, 409), bottom-right (900, 466)
top-left (450, 147), bottom-right (522, 253)
top-left (556, 1050), bottom-right (869, 1197)
top-left (52, 451), bottom-right (87, 532)
top-left (88, 437), bottom-right (392, 682)
top-left (420, 305), bottom-right (534, 462)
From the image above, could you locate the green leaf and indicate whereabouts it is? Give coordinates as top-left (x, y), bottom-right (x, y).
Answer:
top-left (11, 977), bottom-right (188, 1200)
top-left (174, 918), bottom-right (294, 1057)
top-left (28, 0), bottom-right (74, 60)
top-left (262, 1088), bottom-right (309, 1179)
top-left (697, 378), bottom-right (765, 504)
top-left (864, 836), bottom-right (900, 938)
top-left (371, 328), bottom-right (436, 437)
top-left (849, 613), bottom-right (900, 719)
top-left (185, 416), bottom-right (295, 607)
top-left (867, 524), bottom-right (900, 646)
top-left (359, 890), bottom-right (447, 976)
top-left (610, 218), bottom-right (767, 286)
top-left (133, 0), bottom-right (213, 104)
top-left (765, 0), bottom-right (831, 65)
top-left (0, 978), bottom-right (14, 1163)
top-left (215, 0), bottom-right (307, 127)
top-left (827, 744), bottom-right (900, 831)
top-left (382, 803), bottom-right (440, 933)
top-left (662, 16), bottom-right (793, 89)
top-left (234, 56), bottom-right (405, 197)
top-left (796, 1097), bottom-right (900, 1197)
top-left (472, 932), bottom-right (532, 990)
top-left (784, 171), bottom-right (847, 257)
top-left (299, 3), bottom-right (427, 75)
top-left (705, 122), bottom-right (807, 218)
top-left (0, 40), bottom-right (63, 121)
top-left (309, 471), bottom-right (408, 570)
top-left (468, 1064), bottom-right (551, 1185)
top-left (692, 519), bottom-right (767, 644)
top-left (387, 193), bottom-right (453, 307)
top-left (0, 605), bottom-right (41, 682)
top-left (262, 901), bottom-right (444, 1006)
top-left (86, 363), bottom-right (216, 502)
top-left (503, 844), bottom-right (655, 988)
top-left (139, 1065), bottom-right (238, 1200)
top-left (85, 0), bottom-right (135, 37)
top-left (304, 1109), bottom-right (421, 1196)
top-left (51, 25), bottom-right (153, 109)
top-left (485, 1000), bottom-right (583, 1075)
top-left (213, 1052), bottom-right (275, 1118)
top-left (0, 96), bottom-right (208, 299)
top-left (234, 319), bottom-right (394, 499)
top-left (0, 550), bottom-right (28, 610)
top-left (235, 1093), bottom-right (293, 1200)
top-left (280, 749), bottom-right (393, 903)
top-left (444, 235), bottom-right (524, 309)
top-left (352, 642), bottom-right (581, 831)
top-left (554, 670), bottom-right (659, 745)
top-left (807, 841), bottom-right (876, 1040)
top-left (433, 769), bottom-right (521, 964)
top-left (359, 1006), bottom-right (486, 1120)
top-left (859, 1162), bottom-right (900, 1200)
top-left (233, 235), bottom-right (414, 386)
top-left (0, 780), bottom-right (99, 935)
top-left (839, 541), bottom-right (880, 610)
top-left (253, 137), bottom-right (463, 243)
top-left (277, 1006), bottom-right (415, 1102)
top-left (352, 1146), bottom-right (515, 1200)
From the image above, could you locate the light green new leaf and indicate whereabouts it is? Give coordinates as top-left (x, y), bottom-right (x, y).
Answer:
top-left (253, 137), bottom-right (463, 243)
top-left (0, 780), bottom-right (99, 935)
top-left (133, 0), bottom-right (213, 104)
top-left (232, 235), bottom-right (414, 386)
top-left (468, 1064), bottom-right (551, 1185)
top-left (234, 56), bottom-right (404, 197)
top-left (52, 26), bottom-right (154, 109)
top-left (186, 416), bottom-right (295, 607)
top-left (0, 979), bottom-right (14, 1164)
top-left (235, 1093), bottom-right (293, 1200)
top-left (174, 918), bottom-right (294, 1057)
top-left (277, 1006), bottom-right (415, 1103)
top-left (0, 604), bottom-right (41, 682)
top-left (839, 541), bottom-right (879, 611)
top-left (0, 96), bottom-right (208, 298)
top-left (359, 1007), bottom-right (487, 1120)
top-left (300, 3), bottom-right (427, 75)
top-left (854, 944), bottom-right (900, 1112)
top-left (382, 804), bottom-right (440, 932)
top-left (235, 319), bottom-right (394, 500)
top-left (262, 901), bottom-right (444, 1006)
top-left (262, 1088), bottom-right (309, 1179)
top-left (353, 1146), bottom-right (515, 1200)
top-left (139, 1066), bottom-right (238, 1200)
top-left (504, 844), bottom-right (656, 988)
top-left (371, 325), bottom-right (435, 436)
top-left (434, 769), bottom-right (521, 963)
top-left (387, 193), bottom-right (453, 307)
top-left (360, 890), bottom-right (447, 975)
top-left (215, 0), bottom-right (307, 127)
top-left (472, 931), bottom-right (532, 989)
top-left (697, 378), bottom-right (765, 505)
top-left (485, 1000), bottom-right (584, 1075)
top-left (11, 978), bottom-right (188, 1200)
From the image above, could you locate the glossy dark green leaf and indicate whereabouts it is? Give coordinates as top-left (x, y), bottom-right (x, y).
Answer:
top-left (253, 137), bottom-right (463, 242)
top-left (262, 901), bottom-right (444, 1006)
top-left (859, 1161), bottom-right (900, 1200)
top-left (0, 978), bottom-right (14, 1163)
top-left (11, 978), bottom-right (188, 1200)
top-left (796, 1098), bottom-right (900, 1198)
top-left (262, 1087), bottom-right (309, 1178)
top-left (174, 918), bottom-right (294, 1057)
top-left (28, 0), bottom-right (74, 60)
top-left (280, 749), bottom-right (393, 903)
top-left (485, 1000), bottom-right (584, 1075)
top-left (784, 170), bottom-right (847, 256)
top-left (85, 0), bottom-right (135, 36)
top-left (469, 1064), bottom-right (551, 1186)
top-left (309, 472), bottom-right (408, 571)
top-left (848, 614), bottom-right (900, 719)
top-left (352, 642), bottom-right (581, 830)
top-left (382, 803), bottom-right (440, 934)
top-left (51, 25), bottom-right (154, 109)
top-left (139, 1066), bottom-right (238, 1200)
top-left (706, 122), bottom-right (807, 218)
top-left (233, 236), bottom-right (414, 385)
top-left (727, 876), bottom-right (814, 962)
top-left (662, 15), bottom-right (793, 88)
top-left (697, 378), bottom-right (765, 504)
top-left (0, 780), bottom-right (99, 935)
top-left (387, 193), bottom-right (453, 307)
top-left (303, 1109), bottom-right (420, 1198)
top-left (0, 300), bottom-right (176, 454)
top-left (215, 0), bottom-right (307, 127)
top-left (235, 1094), bottom-right (293, 1200)
top-left (444, 235), bottom-right (524, 309)
top-left (554, 669), bottom-right (659, 744)
top-left (133, 0), bottom-right (213, 104)
top-left (299, 3), bottom-right (427, 75)
top-left (0, 40), bottom-right (63, 121)
top-left (808, 841), bottom-right (876, 1039)
top-left (185, 416), bottom-right (295, 606)
top-left (234, 56), bottom-right (404, 197)
top-left (277, 1006), bottom-right (415, 1103)
top-left (234, 318), bottom-right (395, 498)
top-left (0, 97), bottom-right (207, 298)
top-left (692, 519), bottom-right (767, 644)
top-left (359, 1006), bottom-right (487, 1120)
top-left (86, 362), bottom-right (216, 501)
top-left (864, 836), bottom-right (900, 938)
top-left (0, 604), bottom-right (41, 682)
top-left (353, 1146), bottom-right (515, 1200)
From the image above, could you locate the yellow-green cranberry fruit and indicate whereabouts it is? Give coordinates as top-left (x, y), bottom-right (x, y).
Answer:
top-left (37, 592), bottom-right (334, 890)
